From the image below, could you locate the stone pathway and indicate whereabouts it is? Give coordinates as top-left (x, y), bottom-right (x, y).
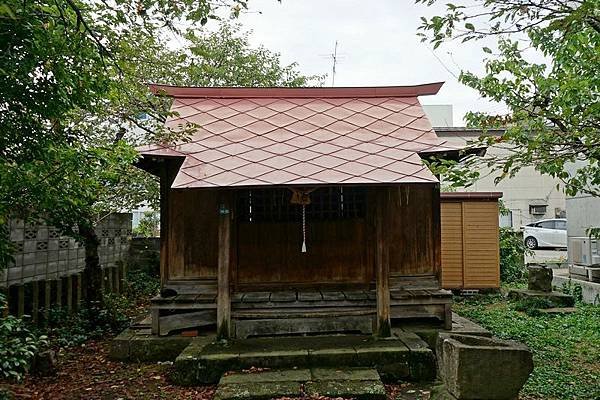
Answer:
top-left (214, 368), bottom-right (387, 400)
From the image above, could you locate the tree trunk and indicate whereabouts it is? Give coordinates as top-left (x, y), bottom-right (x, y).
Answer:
top-left (78, 224), bottom-right (103, 310)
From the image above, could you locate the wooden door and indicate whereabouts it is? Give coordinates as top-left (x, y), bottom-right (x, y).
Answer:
top-left (235, 187), bottom-right (370, 288)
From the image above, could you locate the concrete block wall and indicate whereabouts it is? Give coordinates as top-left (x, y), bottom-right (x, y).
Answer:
top-left (2, 213), bottom-right (132, 288)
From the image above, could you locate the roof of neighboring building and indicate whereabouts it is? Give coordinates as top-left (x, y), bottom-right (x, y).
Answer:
top-left (440, 191), bottom-right (503, 200)
top-left (138, 84), bottom-right (464, 189)
top-left (434, 127), bottom-right (506, 136)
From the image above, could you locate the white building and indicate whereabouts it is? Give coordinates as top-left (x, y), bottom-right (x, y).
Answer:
top-left (423, 106), bottom-right (566, 229)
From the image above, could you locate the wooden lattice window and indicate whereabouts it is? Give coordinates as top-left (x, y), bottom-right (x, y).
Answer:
top-left (237, 187), bottom-right (366, 223)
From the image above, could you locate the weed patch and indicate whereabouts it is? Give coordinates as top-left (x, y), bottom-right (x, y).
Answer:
top-left (454, 296), bottom-right (600, 399)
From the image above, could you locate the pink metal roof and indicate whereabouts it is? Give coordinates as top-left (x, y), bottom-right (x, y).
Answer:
top-left (139, 84), bottom-right (460, 189)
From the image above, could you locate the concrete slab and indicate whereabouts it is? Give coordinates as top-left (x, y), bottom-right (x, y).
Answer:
top-left (311, 367), bottom-right (380, 381)
top-left (507, 289), bottom-right (575, 307)
top-left (173, 334), bottom-right (437, 385)
top-left (221, 369), bottom-right (311, 384)
top-left (214, 381), bottom-right (302, 400)
top-left (216, 368), bottom-right (386, 400)
top-left (539, 307), bottom-right (577, 314)
top-left (109, 329), bottom-right (135, 360)
top-left (238, 349), bottom-right (309, 369)
top-left (553, 273), bottom-right (600, 305)
top-left (393, 313), bottom-right (492, 350)
top-left (108, 328), bottom-right (198, 362)
top-left (309, 347), bottom-right (358, 366)
top-left (305, 380), bottom-right (386, 400)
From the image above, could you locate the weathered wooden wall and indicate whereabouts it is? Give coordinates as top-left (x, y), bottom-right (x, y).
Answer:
top-left (385, 185), bottom-right (440, 277)
top-left (167, 189), bottom-right (219, 281)
top-left (162, 184), bottom-right (440, 289)
top-left (440, 195), bottom-right (500, 289)
top-left (237, 220), bottom-right (369, 287)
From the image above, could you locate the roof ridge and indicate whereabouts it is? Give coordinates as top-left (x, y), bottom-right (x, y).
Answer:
top-left (148, 83), bottom-right (444, 99)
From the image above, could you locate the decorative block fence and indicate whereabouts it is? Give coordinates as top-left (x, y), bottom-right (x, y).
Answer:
top-left (0, 213), bottom-right (132, 322)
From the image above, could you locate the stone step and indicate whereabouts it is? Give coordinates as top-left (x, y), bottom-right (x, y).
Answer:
top-left (171, 333), bottom-right (436, 385)
top-left (214, 368), bottom-right (386, 400)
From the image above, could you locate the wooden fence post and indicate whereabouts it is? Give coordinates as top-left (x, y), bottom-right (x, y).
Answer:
top-left (76, 273), bottom-right (82, 310)
top-left (56, 278), bottom-right (62, 307)
top-left (17, 285), bottom-right (25, 318)
top-left (44, 280), bottom-right (51, 323)
top-left (114, 265), bottom-right (120, 294)
top-left (121, 262), bottom-right (127, 292)
top-left (107, 267), bottom-right (114, 293)
top-left (0, 286), bottom-right (8, 317)
top-left (32, 281), bottom-right (39, 324)
top-left (67, 275), bottom-right (73, 313)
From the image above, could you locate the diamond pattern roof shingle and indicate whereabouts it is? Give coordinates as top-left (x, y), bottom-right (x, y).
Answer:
top-left (139, 84), bottom-right (461, 189)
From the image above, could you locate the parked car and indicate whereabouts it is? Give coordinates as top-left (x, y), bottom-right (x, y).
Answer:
top-left (521, 218), bottom-right (567, 249)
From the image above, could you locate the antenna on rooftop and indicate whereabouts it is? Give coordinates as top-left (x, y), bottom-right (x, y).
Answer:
top-left (319, 41), bottom-right (346, 87)
top-left (331, 40), bottom-right (339, 87)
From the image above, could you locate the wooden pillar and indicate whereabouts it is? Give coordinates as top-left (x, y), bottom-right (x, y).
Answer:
top-left (32, 280), bottom-right (39, 324)
top-left (17, 285), bottom-right (25, 318)
top-left (432, 183), bottom-right (442, 281)
top-left (114, 265), bottom-right (120, 294)
top-left (216, 192), bottom-right (232, 340)
top-left (375, 188), bottom-right (391, 337)
top-left (67, 275), bottom-right (73, 313)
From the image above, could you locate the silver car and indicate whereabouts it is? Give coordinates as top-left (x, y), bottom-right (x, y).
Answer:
top-left (522, 218), bottom-right (567, 249)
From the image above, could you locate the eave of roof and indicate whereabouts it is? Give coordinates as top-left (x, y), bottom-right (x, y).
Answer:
top-left (148, 83), bottom-right (444, 99)
top-left (137, 83), bottom-right (480, 189)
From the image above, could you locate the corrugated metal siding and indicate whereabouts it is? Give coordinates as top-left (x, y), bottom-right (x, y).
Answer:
top-left (441, 200), bottom-right (500, 289)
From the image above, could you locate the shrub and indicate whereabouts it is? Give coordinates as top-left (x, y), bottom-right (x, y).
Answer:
top-left (124, 268), bottom-right (160, 301)
top-left (499, 227), bottom-right (531, 283)
top-left (44, 294), bottom-right (132, 348)
top-left (43, 269), bottom-right (158, 347)
top-left (0, 294), bottom-right (47, 381)
top-left (561, 280), bottom-right (583, 303)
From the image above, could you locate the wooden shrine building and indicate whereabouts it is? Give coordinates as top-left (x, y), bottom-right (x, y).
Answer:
top-left (137, 84), bottom-right (468, 339)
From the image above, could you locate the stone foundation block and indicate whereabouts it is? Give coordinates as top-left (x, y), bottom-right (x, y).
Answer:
top-left (528, 265), bottom-right (553, 292)
top-left (437, 334), bottom-right (533, 400)
top-left (507, 289), bottom-right (575, 307)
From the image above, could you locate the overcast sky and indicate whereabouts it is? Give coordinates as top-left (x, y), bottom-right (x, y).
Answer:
top-left (230, 0), bottom-right (506, 125)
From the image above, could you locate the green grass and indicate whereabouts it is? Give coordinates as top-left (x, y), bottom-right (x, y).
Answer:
top-left (453, 295), bottom-right (600, 400)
